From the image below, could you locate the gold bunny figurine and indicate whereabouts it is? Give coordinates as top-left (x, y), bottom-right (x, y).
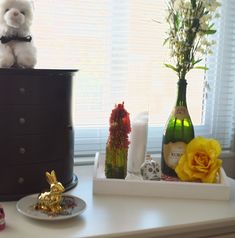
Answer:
top-left (35, 170), bottom-right (65, 214)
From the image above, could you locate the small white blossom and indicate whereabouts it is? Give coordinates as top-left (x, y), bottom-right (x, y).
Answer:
top-left (174, 0), bottom-right (183, 11)
top-left (165, 0), bottom-right (221, 78)
top-left (201, 38), bottom-right (210, 47)
top-left (197, 47), bottom-right (206, 54)
top-left (208, 49), bottom-right (213, 55)
top-left (200, 15), bottom-right (210, 30)
top-left (183, 1), bottom-right (191, 10)
top-left (200, 22), bottom-right (208, 31)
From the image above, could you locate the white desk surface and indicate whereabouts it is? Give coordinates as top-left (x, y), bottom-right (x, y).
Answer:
top-left (2, 165), bottom-right (235, 238)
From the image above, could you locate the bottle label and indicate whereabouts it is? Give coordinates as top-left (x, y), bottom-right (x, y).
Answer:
top-left (171, 106), bottom-right (189, 120)
top-left (163, 142), bottom-right (186, 169)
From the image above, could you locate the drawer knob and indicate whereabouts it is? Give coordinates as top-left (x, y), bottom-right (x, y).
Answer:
top-left (19, 147), bottom-right (26, 154)
top-left (19, 118), bottom-right (26, 125)
top-left (19, 87), bottom-right (26, 94)
top-left (18, 177), bottom-right (24, 184)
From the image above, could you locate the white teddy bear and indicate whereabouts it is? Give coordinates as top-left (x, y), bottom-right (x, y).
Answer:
top-left (0, 0), bottom-right (36, 68)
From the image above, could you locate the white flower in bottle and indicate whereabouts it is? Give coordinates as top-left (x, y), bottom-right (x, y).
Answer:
top-left (174, 0), bottom-right (183, 11)
top-left (202, 0), bottom-right (210, 8)
top-left (207, 0), bottom-right (221, 12)
top-left (183, 1), bottom-right (191, 10)
top-left (197, 47), bottom-right (206, 54)
top-left (164, 0), bottom-right (220, 79)
top-left (208, 49), bottom-right (213, 55)
top-left (201, 38), bottom-right (211, 47)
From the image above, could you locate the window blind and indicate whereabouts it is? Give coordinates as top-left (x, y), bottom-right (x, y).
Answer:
top-left (205, 0), bottom-right (235, 150)
top-left (32, 0), bottom-right (235, 158)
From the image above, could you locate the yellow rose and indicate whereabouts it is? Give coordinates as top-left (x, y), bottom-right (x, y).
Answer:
top-left (175, 136), bottom-right (222, 183)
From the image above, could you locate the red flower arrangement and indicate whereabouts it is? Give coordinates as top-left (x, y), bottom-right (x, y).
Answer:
top-left (108, 103), bottom-right (131, 149)
top-left (105, 102), bottom-right (131, 179)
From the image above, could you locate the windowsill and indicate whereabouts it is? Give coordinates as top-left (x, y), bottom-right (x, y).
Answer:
top-left (74, 156), bottom-right (95, 166)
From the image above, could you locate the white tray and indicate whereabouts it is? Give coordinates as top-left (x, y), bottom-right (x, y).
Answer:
top-left (93, 152), bottom-right (231, 200)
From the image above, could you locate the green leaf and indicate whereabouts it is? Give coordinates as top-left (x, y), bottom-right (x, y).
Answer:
top-left (192, 58), bottom-right (203, 65)
top-left (163, 37), bottom-right (170, 46)
top-left (201, 29), bottom-right (217, 35)
top-left (209, 23), bottom-right (215, 30)
top-left (174, 12), bottom-right (180, 31)
top-left (164, 64), bottom-right (178, 72)
top-left (193, 66), bottom-right (209, 70)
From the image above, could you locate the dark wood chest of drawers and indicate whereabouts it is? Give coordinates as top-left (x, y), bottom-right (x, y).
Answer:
top-left (0, 68), bottom-right (78, 201)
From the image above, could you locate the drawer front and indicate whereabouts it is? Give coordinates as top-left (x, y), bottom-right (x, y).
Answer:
top-left (0, 75), bottom-right (72, 105)
top-left (0, 130), bottom-right (74, 165)
top-left (0, 160), bottom-right (74, 196)
top-left (0, 106), bottom-right (72, 135)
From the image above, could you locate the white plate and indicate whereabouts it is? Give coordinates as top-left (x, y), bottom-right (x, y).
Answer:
top-left (16, 194), bottom-right (86, 221)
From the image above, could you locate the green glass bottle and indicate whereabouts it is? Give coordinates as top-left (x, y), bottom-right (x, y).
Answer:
top-left (161, 78), bottom-right (195, 178)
